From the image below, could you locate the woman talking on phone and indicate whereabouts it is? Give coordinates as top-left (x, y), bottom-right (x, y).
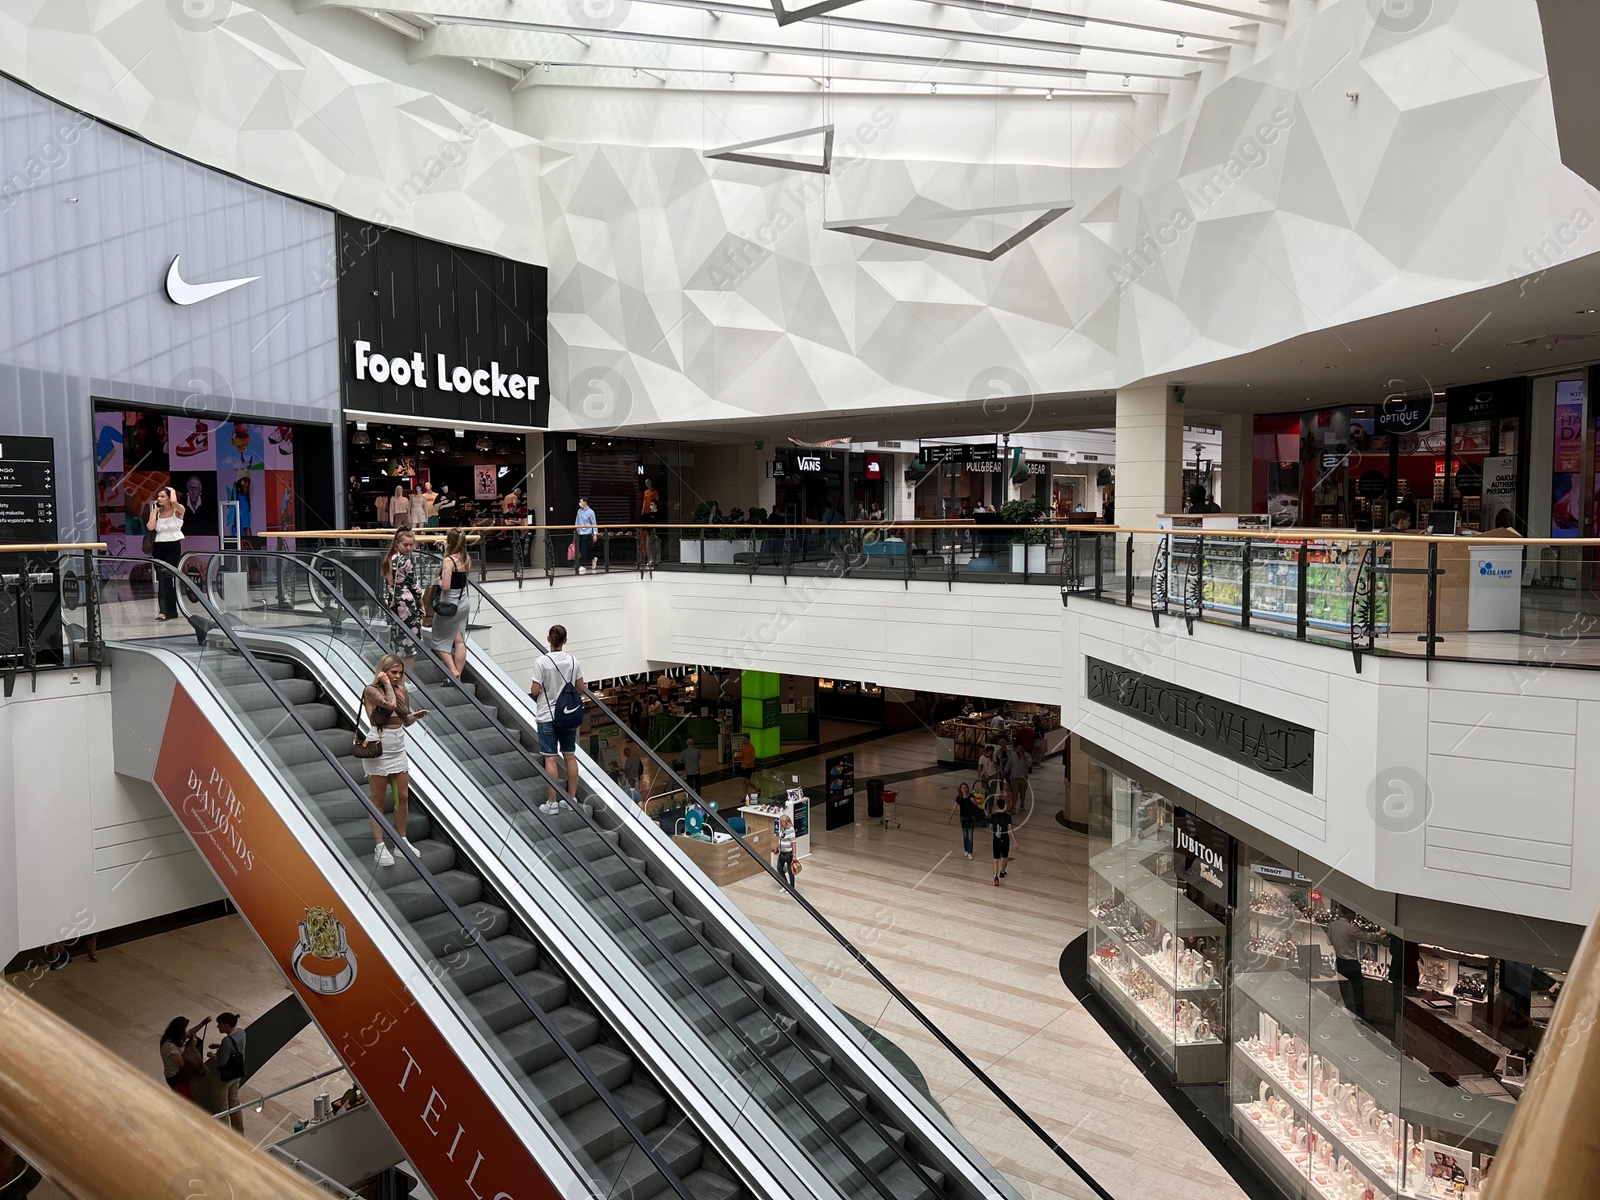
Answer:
top-left (147, 485), bottom-right (186, 621)
top-left (361, 654), bottom-right (426, 868)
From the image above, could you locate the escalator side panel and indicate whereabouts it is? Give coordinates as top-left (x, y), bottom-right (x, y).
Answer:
top-left (147, 675), bottom-right (567, 1200)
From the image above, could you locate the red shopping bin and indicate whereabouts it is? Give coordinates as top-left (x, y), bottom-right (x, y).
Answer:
top-left (880, 788), bottom-right (900, 829)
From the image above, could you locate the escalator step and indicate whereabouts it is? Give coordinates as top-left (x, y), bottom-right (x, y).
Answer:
top-left (492, 1005), bottom-right (602, 1074)
top-left (701, 976), bottom-right (761, 1021)
top-left (411, 902), bottom-right (511, 956)
top-left (527, 1042), bottom-right (634, 1117)
top-left (244, 701), bottom-right (340, 732)
top-left (211, 659), bottom-right (297, 683)
top-left (555, 1082), bottom-right (669, 1163)
top-left (467, 968), bottom-right (570, 1033)
top-left (330, 812), bottom-right (432, 853)
top-left (592, 1117), bottom-right (703, 1200)
top-left (442, 936), bottom-right (541, 995)
top-left (372, 838), bottom-right (456, 878)
top-left (876, 1156), bottom-right (941, 1200)
top-left (680, 1168), bottom-right (744, 1200)
top-left (221, 679), bottom-right (320, 711)
top-left (379, 869), bottom-right (484, 921)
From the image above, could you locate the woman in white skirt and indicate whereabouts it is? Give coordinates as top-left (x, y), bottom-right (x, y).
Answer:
top-left (362, 654), bottom-right (426, 867)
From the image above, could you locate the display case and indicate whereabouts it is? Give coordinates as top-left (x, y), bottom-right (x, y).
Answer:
top-left (1087, 771), bottom-right (1226, 1083)
top-left (1229, 851), bottom-right (1509, 1200)
top-left (1192, 538), bottom-right (1389, 634)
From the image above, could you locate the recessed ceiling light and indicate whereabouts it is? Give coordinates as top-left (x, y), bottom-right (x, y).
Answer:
top-left (1579, 309), bottom-right (1597, 315)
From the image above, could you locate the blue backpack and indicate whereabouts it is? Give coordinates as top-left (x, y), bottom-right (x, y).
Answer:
top-left (547, 654), bottom-right (585, 730)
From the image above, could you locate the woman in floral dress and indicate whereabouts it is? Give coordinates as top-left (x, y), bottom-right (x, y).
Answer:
top-left (381, 528), bottom-right (424, 667)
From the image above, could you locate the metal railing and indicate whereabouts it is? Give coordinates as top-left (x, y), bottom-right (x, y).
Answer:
top-left (0, 543), bottom-right (105, 696)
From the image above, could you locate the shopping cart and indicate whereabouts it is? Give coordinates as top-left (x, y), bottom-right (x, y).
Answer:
top-left (880, 788), bottom-right (900, 829)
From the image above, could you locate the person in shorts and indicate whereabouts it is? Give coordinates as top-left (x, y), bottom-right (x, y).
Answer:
top-left (529, 624), bottom-right (585, 813)
top-left (990, 796), bottom-right (1018, 886)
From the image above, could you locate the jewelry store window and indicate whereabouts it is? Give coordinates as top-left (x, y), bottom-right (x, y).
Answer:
top-left (1229, 845), bottom-right (1555, 1200)
top-left (1086, 763), bottom-right (1227, 1085)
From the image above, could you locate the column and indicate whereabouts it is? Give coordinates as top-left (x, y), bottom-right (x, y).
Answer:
top-left (1114, 384), bottom-right (1183, 528)
top-left (1218, 414), bottom-right (1250, 514)
top-left (524, 431), bottom-right (547, 567)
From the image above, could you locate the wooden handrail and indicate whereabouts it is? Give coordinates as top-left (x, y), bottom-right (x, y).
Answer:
top-left (1482, 902), bottom-right (1600, 1200)
top-left (0, 543), bottom-right (107, 553)
top-left (270, 524), bottom-right (1592, 544)
top-left (0, 986), bottom-right (330, 1200)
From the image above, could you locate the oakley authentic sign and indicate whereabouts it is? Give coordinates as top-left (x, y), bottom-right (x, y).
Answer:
top-left (1085, 658), bottom-right (1314, 792)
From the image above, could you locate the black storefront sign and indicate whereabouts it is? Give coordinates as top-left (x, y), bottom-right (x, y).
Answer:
top-left (1375, 393), bottom-right (1433, 435)
top-left (1085, 658), bottom-right (1315, 792)
top-left (1174, 807), bottom-right (1232, 907)
top-left (825, 752), bottom-right (856, 830)
top-left (0, 437), bottom-right (57, 544)
top-left (336, 217), bottom-right (550, 428)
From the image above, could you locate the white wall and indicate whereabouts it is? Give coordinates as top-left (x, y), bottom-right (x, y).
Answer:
top-left (1064, 599), bottom-right (1600, 930)
top-left (0, 673), bottom-right (220, 965)
top-left (0, 0), bottom-right (545, 265)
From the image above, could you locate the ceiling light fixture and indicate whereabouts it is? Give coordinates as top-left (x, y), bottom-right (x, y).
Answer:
top-left (930, 82), bottom-right (937, 94)
top-left (1122, 74), bottom-right (1131, 87)
top-left (417, 432), bottom-right (434, 448)
top-left (1045, 89), bottom-right (1053, 101)
top-left (351, 428), bottom-right (370, 446)
top-left (1176, 35), bottom-right (1185, 47)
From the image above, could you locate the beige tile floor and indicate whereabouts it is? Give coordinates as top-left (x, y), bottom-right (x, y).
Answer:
top-left (6, 917), bottom-right (351, 1200)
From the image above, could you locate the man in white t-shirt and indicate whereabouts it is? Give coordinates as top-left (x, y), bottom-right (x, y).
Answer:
top-left (529, 624), bottom-right (584, 812)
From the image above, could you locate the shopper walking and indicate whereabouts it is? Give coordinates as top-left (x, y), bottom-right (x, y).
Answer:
top-left (775, 813), bottom-right (798, 891)
top-left (529, 624), bottom-right (586, 811)
top-left (679, 737), bottom-right (702, 794)
top-left (147, 486), bottom-right (186, 621)
top-left (738, 737), bottom-right (756, 780)
top-left (159, 1015), bottom-right (208, 1102)
top-left (976, 744), bottom-right (1000, 799)
top-left (990, 797), bottom-right (1018, 885)
top-left (380, 528), bottom-right (424, 666)
top-left (362, 654), bottom-right (426, 868)
top-left (575, 498), bottom-right (598, 573)
top-left (426, 528), bottom-right (472, 679)
top-left (622, 744), bottom-right (645, 792)
top-left (1005, 739), bottom-right (1030, 810)
top-left (208, 1012), bottom-right (247, 1133)
top-left (948, 782), bottom-right (985, 859)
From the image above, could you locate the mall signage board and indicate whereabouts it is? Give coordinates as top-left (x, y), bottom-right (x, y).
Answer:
top-left (1174, 807), bottom-right (1231, 906)
top-left (1376, 394), bottom-right (1433, 435)
top-left (0, 436), bottom-right (57, 543)
top-left (1085, 658), bottom-right (1314, 792)
top-left (825, 753), bottom-right (855, 830)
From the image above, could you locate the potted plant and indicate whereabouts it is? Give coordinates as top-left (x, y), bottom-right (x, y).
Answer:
top-left (1000, 498), bottom-right (1048, 573)
top-left (681, 500), bottom-right (718, 563)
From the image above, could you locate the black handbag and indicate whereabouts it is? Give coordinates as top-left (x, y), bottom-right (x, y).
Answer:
top-left (433, 597), bottom-right (459, 617)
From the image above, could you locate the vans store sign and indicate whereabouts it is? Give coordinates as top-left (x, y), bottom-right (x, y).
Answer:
top-left (1085, 658), bottom-right (1314, 792)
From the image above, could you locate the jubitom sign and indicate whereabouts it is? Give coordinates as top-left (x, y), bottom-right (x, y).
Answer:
top-left (1085, 658), bottom-right (1314, 792)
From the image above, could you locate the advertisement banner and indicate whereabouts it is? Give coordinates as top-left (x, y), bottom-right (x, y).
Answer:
top-left (1479, 455), bottom-right (1518, 531)
top-left (154, 687), bottom-right (558, 1200)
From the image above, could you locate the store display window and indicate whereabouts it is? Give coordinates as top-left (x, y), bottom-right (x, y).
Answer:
top-left (1230, 844), bottom-right (1536, 1200)
top-left (1086, 763), bottom-right (1227, 1084)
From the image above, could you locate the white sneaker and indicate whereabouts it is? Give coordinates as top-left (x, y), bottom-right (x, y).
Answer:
top-left (374, 843), bottom-right (395, 868)
top-left (578, 567), bottom-right (586, 575)
top-left (400, 839), bottom-right (418, 857)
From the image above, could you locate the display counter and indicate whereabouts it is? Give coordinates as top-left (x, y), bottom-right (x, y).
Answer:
top-left (739, 797), bottom-right (810, 859)
top-left (672, 828), bottom-right (767, 885)
top-left (936, 705), bottom-right (1061, 765)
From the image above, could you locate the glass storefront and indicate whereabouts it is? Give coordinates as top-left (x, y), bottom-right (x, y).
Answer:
top-left (1087, 757), bottom-right (1565, 1200)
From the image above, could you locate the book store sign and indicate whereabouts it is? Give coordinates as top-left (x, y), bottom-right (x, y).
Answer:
top-left (1085, 658), bottom-right (1315, 792)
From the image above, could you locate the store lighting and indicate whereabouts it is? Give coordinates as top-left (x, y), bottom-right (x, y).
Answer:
top-left (417, 432), bottom-right (434, 448)
top-left (351, 428), bottom-right (370, 446)
top-left (1045, 89), bottom-right (1053, 101)
top-left (1122, 74), bottom-right (1131, 87)
top-left (454, 429), bottom-right (466, 438)
top-left (476, 435), bottom-right (493, 452)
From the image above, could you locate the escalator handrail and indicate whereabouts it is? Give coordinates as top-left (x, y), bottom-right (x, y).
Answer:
top-left (449, 564), bottom-right (1119, 1200)
top-left (122, 553), bottom-right (701, 1200)
top-left (272, 549), bottom-right (958, 1200)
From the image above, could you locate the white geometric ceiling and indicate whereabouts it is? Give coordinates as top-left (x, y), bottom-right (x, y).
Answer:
top-left (303, 0), bottom-right (1286, 97)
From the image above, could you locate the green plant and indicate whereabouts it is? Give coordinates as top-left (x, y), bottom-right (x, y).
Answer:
top-left (999, 498), bottom-right (1048, 543)
top-left (746, 506), bottom-right (769, 526)
top-left (715, 508), bottom-right (746, 540)
top-left (687, 500), bottom-right (718, 537)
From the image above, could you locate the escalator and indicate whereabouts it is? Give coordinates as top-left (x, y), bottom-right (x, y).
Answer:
top-left (107, 554), bottom-right (1052, 1200)
top-left (210, 653), bottom-right (742, 1200)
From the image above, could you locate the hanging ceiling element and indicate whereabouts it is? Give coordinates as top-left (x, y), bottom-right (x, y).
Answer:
top-left (706, 125), bottom-right (835, 174)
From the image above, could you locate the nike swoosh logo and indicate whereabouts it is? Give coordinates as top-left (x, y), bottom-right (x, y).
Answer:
top-left (165, 255), bottom-right (259, 306)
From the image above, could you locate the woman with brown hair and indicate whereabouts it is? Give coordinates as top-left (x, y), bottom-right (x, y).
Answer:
top-left (426, 528), bottom-right (472, 679)
top-left (362, 654), bottom-right (426, 868)
top-left (380, 527), bottom-right (423, 667)
top-left (147, 485), bottom-right (187, 621)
